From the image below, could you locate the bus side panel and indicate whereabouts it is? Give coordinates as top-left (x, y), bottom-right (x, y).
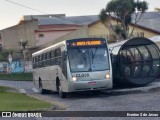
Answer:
top-left (33, 68), bottom-right (42, 89)
top-left (50, 65), bottom-right (59, 91)
top-left (41, 67), bottom-right (51, 90)
top-left (33, 69), bottom-right (39, 88)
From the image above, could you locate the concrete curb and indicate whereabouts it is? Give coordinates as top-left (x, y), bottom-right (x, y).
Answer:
top-left (103, 82), bottom-right (160, 95)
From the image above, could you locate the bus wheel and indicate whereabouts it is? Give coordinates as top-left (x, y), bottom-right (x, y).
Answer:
top-left (39, 80), bottom-right (46, 94)
top-left (58, 84), bottom-right (66, 98)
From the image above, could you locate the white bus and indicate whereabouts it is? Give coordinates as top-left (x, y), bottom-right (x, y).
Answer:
top-left (32, 38), bottom-right (112, 98)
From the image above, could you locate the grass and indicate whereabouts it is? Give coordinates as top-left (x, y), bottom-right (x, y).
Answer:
top-left (0, 86), bottom-right (52, 111)
top-left (0, 86), bottom-right (12, 92)
top-left (0, 73), bottom-right (32, 81)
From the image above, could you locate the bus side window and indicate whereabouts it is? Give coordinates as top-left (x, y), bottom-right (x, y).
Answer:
top-left (46, 52), bottom-right (50, 65)
top-left (44, 53), bottom-right (47, 66)
top-left (38, 55), bottom-right (41, 68)
top-left (39, 55), bottom-right (41, 68)
top-left (35, 56), bottom-right (38, 68)
top-left (35, 57), bottom-right (37, 68)
top-left (37, 55), bottom-right (40, 68)
top-left (50, 50), bottom-right (54, 65)
top-left (55, 48), bottom-right (61, 57)
top-left (55, 48), bottom-right (61, 66)
top-left (42, 53), bottom-right (45, 67)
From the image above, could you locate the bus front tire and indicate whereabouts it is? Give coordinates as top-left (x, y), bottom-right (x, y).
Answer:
top-left (58, 85), bottom-right (66, 98)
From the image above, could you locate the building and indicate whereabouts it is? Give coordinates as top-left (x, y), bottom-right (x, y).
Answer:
top-left (0, 12), bottom-right (160, 59)
top-left (43, 12), bottom-right (160, 47)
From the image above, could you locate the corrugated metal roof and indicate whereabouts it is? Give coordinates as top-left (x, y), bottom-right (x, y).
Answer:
top-left (131, 12), bottom-right (160, 32)
top-left (136, 18), bottom-right (160, 32)
top-left (23, 12), bottom-right (160, 33)
top-left (37, 15), bottom-right (99, 25)
top-left (38, 16), bottom-right (75, 25)
top-left (132, 12), bottom-right (160, 19)
top-left (65, 15), bottom-right (99, 25)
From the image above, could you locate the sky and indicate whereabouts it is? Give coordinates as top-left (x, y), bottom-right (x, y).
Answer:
top-left (0, 0), bottom-right (159, 30)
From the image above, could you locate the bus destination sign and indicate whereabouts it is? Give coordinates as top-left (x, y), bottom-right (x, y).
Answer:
top-left (71, 40), bottom-right (103, 47)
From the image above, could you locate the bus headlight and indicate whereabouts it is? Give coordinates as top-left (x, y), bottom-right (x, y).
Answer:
top-left (72, 76), bottom-right (77, 81)
top-left (105, 73), bottom-right (110, 79)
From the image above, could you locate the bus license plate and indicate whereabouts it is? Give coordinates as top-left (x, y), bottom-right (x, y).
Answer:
top-left (88, 82), bottom-right (96, 85)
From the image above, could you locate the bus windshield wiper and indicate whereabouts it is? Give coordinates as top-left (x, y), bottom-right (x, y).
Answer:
top-left (92, 47), bottom-right (98, 59)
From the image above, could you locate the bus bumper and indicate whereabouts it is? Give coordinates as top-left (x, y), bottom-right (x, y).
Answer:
top-left (64, 79), bottom-right (112, 92)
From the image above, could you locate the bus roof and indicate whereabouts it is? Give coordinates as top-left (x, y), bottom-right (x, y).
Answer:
top-left (32, 41), bottom-right (66, 57)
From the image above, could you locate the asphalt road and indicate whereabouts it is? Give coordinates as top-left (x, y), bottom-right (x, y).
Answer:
top-left (0, 80), bottom-right (160, 120)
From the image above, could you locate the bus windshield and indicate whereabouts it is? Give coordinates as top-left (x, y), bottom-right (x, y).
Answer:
top-left (68, 47), bottom-right (109, 72)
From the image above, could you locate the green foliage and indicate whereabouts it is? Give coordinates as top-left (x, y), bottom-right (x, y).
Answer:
top-left (99, 0), bottom-right (148, 40)
top-left (99, 9), bottom-right (109, 23)
top-left (136, 0), bottom-right (148, 13)
top-left (106, 0), bottom-right (134, 16)
top-left (18, 40), bottom-right (29, 50)
top-left (0, 86), bottom-right (12, 92)
top-left (0, 49), bottom-right (13, 62)
top-left (18, 40), bottom-right (30, 60)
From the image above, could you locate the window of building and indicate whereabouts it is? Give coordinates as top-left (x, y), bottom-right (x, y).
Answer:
top-left (140, 32), bottom-right (144, 37)
top-left (136, 32), bottom-right (144, 37)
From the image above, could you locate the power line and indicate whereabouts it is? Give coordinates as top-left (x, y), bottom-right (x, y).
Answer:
top-left (4, 0), bottom-right (106, 27)
top-left (5, 0), bottom-right (47, 14)
top-left (4, 0), bottom-right (77, 24)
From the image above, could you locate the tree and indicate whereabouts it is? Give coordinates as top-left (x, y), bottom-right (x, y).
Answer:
top-left (99, 0), bottom-right (148, 40)
top-left (18, 40), bottom-right (29, 50)
top-left (0, 49), bottom-right (13, 62)
top-left (18, 40), bottom-right (29, 60)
